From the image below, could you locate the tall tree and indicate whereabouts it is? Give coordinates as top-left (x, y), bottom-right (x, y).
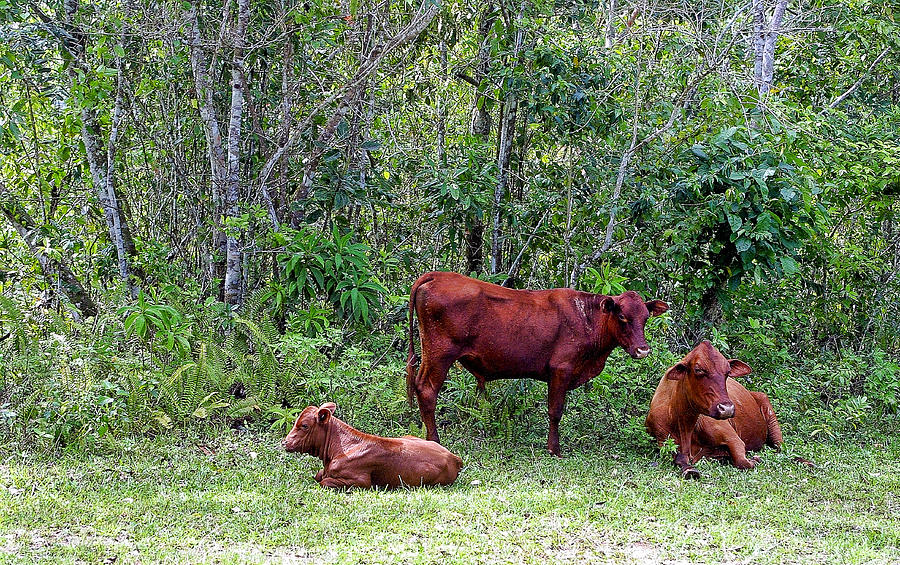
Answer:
top-left (222, 0), bottom-right (250, 306)
top-left (27, 0), bottom-right (139, 291)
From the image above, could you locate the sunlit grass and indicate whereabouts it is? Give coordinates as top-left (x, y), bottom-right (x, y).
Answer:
top-left (2, 429), bottom-right (899, 564)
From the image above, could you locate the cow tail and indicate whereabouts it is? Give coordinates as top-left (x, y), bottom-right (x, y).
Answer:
top-left (406, 277), bottom-right (425, 408)
top-left (765, 407), bottom-right (784, 450)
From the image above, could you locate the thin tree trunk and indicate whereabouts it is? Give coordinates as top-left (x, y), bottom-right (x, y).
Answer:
top-left (828, 47), bottom-right (891, 109)
top-left (470, 4), bottom-right (496, 138)
top-left (223, 0), bottom-right (250, 307)
top-left (106, 46), bottom-right (136, 296)
top-left (753, 0), bottom-right (790, 100)
top-left (760, 0), bottom-right (789, 96)
top-left (187, 1), bottom-right (229, 296)
top-left (0, 188), bottom-right (99, 318)
top-left (604, 0), bottom-right (617, 49)
top-left (61, 0), bottom-right (136, 290)
top-left (464, 4), bottom-right (497, 274)
top-left (490, 4), bottom-right (526, 275)
top-left (436, 39), bottom-right (447, 165)
top-left (752, 0), bottom-right (765, 93)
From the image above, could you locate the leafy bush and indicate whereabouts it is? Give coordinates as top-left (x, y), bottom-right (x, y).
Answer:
top-left (269, 226), bottom-right (387, 326)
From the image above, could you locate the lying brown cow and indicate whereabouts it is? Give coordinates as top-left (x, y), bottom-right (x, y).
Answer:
top-left (645, 341), bottom-right (783, 478)
top-left (406, 271), bottom-right (668, 456)
top-left (282, 402), bottom-right (463, 488)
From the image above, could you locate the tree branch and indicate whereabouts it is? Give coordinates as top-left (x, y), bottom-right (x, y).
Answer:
top-left (828, 47), bottom-right (891, 109)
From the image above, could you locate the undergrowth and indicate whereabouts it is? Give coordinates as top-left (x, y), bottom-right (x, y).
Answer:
top-left (0, 285), bottom-right (898, 453)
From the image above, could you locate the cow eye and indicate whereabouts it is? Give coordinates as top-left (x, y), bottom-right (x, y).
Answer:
top-left (618, 316), bottom-right (628, 323)
top-left (694, 368), bottom-right (706, 376)
top-left (300, 424), bottom-right (309, 430)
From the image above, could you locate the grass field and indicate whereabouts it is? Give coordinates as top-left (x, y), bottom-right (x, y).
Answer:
top-left (2, 427), bottom-right (899, 564)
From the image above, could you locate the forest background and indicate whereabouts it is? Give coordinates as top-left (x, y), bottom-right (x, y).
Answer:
top-left (0, 0), bottom-right (898, 458)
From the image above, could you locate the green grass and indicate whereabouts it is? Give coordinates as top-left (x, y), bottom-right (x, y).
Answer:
top-left (2, 428), bottom-right (899, 564)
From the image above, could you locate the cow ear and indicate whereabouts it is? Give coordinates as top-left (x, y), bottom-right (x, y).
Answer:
top-left (665, 363), bottom-right (689, 381)
top-left (728, 360), bottom-right (752, 378)
top-left (645, 300), bottom-right (669, 316)
top-left (601, 296), bottom-right (619, 313)
top-left (317, 403), bottom-right (335, 424)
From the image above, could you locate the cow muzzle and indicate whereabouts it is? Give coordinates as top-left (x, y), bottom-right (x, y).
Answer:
top-left (633, 346), bottom-right (651, 359)
top-left (714, 403), bottom-right (735, 419)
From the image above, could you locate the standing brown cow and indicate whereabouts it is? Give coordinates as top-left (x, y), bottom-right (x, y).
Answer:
top-left (645, 341), bottom-right (783, 478)
top-left (406, 271), bottom-right (668, 456)
top-left (282, 402), bottom-right (463, 488)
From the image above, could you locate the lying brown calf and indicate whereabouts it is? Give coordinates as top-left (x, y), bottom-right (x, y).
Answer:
top-left (282, 402), bottom-right (463, 488)
top-left (645, 341), bottom-right (783, 478)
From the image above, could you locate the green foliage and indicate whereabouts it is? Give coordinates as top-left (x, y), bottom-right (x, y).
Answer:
top-left (271, 226), bottom-right (387, 326)
top-left (0, 0), bottom-right (898, 460)
top-left (582, 263), bottom-right (627, 296)
top-left (119, 291), bottom-right (192, 356)
top-left (663, 126), bottom-right (822, 317)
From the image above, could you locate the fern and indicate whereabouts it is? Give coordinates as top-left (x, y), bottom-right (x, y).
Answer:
top-left (0, 294), bottom-right (30, 356)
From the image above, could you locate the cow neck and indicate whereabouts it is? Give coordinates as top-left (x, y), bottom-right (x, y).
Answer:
top-left (319, 418), bottom-right (367, 465)
top-left (591, 301), bottom-right (616, 357)
top-left (670, 384), bottom-right (702, 453)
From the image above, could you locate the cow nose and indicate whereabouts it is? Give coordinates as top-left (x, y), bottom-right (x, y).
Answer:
top-left (717, 403), bottom-right (735, 419)
top-left (635, 347), bottom-right (650, 359)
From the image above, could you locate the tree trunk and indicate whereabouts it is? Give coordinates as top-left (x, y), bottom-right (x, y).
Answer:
top-left (105, 50), bottom-right (136, 296)
top-left (604, 0), bottom-right (617, 49)
top-left (436, 39), bottom-right (447, 165)
top-left (0, 189), bottom-right (99, 318)
top-left (753, 0), bottom-right (790, 100)
top-left (490, 6), bottom-right (526, 275)
top-left (470, 4), bottom-right (496, 138)
top-left (187, 1), bottom-right (229, 297)
top-left (223, 0), bottom-right (251, 307)
top-left (62, 0), bottom-right (137, 291)
top-left (464, 4), bottom-right (496, 274)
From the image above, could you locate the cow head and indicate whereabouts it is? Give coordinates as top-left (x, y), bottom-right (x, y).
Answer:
top-left (602, 291), bottom-right (668, 359)
top-left (664, 341), bottom-right (751, 419)
top-left (281, 402), bottom-right (337, 454)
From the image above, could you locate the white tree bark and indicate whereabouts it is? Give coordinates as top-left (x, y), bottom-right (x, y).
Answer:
top-left (604, 0), bottom-right (618, 49)
top-left (223, 0), bottom-right (251, 306)
top-left (828, 47), bottom-right (891, 109)
top-left (0, 185), bottom-right (99, 318)
top-left (106, 47), bottom-right (136, 296)
top-left (57, 0), bottom-right (136, 291)
top-left (753, 0), bottom-right (790, 99)
top-left (187, 1), bottom-right (230, 294)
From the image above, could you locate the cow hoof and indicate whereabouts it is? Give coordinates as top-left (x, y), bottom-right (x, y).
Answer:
top-left (547, 449), bottom-right (563, 458)
top-left (681, 467), bottom-right (701, 480)
top-left (735, 459), bottom-right (756, 470)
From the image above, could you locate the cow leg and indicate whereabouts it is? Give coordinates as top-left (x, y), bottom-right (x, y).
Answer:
top-left (414, 357), bottom-right (453, 443)
top-left (674, 452), bottom-right (700, 479)
top-left (706, 425), bottom-right (755, 469)
top-left (671, 433), bottom-right (700, 479)
top-left (319, 476), bottom-right (371, 489)
top-left (547, 378), bottom-right (568, 457)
